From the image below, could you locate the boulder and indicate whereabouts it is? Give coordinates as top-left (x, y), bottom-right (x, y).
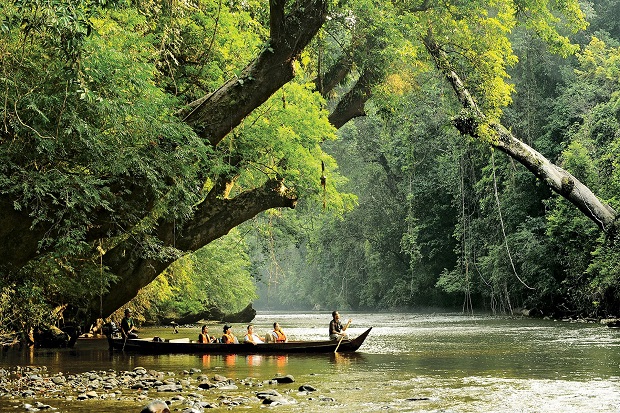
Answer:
top-left (256, 389), bottom-right (282, 399)
top-left (272, 375), bottom-right (295, 384)
top-left (261, 395), bottom-right (296, 405)
top-left (140, 400), bottom-right (170, 413)
top-left (156, 384), bottom-right (182, 392)
top-left (221, 304), bottom-right (256, 324)
top-left (161, 307), bottom-right (225, 325)
top-left (33, 326), bottom-right (69, 348)
top-left (198, 382), bottom-right (217, 390)
top-left (521, 308), bottom-right (543, 318)
top-left (159, 303), bottom-right (256, 325)
top-left (299, 384), bottom-right (317, 392)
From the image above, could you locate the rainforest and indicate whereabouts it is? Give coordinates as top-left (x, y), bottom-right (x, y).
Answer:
top-left (1, 0), bottom-right (620, 340)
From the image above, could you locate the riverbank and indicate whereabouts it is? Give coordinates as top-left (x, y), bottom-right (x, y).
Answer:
top-left (2, 313), bottom-right (620, 413)
top-left (0, 365), bottom-right (330, 412)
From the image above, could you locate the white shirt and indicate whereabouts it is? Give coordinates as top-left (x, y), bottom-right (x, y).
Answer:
top-left (244, 333), bottom-right (264, 344)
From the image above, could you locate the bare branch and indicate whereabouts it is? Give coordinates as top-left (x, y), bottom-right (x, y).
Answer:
top-left (423, 30), bottom-right (617, 232)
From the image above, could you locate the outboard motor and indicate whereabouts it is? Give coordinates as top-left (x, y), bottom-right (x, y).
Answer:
top-left (102, 321), bottom-right (119, 350)
top-left (102, 321), bottom-right (119, 335)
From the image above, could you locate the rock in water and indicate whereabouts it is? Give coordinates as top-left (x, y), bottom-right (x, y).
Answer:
top-left (222, 303), bottom-right (256, 323)
top-left (33, 326), bottom-right (69, 348)
top-left (272, 374), bottom-right (295, 384)
top-left (140, 399), bottom-right (170, 413)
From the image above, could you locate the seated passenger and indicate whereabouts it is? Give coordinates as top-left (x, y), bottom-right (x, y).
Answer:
top-left (120, 308), bottom-right (139, 339)
top-left (198, 325), bottom-right (216, 343)
top-left (244, 324), bottom-right (264, 344)
top-left (270, 322), bottom-right (287, 342)
top-left (221, 324), bottom-right (238, 344)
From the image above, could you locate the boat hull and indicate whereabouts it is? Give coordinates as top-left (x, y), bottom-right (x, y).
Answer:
top-left (109, 328), bottom-right (372, 354)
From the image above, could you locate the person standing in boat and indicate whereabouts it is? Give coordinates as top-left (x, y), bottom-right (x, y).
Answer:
top-left (222, 324), bottom-right (238, 344)
top-left (329, 311), bottom-right (351, 340)
top-left (271, 322), bottom-right (287, 342)
top-left (244, 324), bottom-right (264, 344)
top-left (198, 325), bottom-right (216, 343)
top-left (120, 308), bottom-right (139, 339)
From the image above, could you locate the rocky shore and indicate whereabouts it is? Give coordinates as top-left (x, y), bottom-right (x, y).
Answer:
top-left (0, 366), bottom-right (332, 412)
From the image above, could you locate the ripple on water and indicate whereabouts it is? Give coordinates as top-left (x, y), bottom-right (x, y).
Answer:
top-left (3, 312), bottom-right (620, 412)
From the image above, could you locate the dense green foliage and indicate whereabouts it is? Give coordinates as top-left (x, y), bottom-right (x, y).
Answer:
top-left (253, 0), bottom-right (620, 318)
top-left (1, 0), bottom-right (620, 337)
top-left (0, 0), bottom-right (347, 333)
top-left (133, 229), bottom-right (257, 323)
top-left (0, 0), bottom-right (208, 332)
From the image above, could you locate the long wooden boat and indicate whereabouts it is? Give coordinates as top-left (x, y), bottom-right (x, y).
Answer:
top-left (108, 328), bottom-right (372, 354)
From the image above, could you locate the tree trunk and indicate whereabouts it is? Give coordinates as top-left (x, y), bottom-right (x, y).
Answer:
top-left (328, 69), bottom-right (374, 129)
top-left (314, 53), bottom-right (353, 96)
top-left (181, 0), bottom-right (327, 146)
top-left (91, 1), bottom-right (328, 318)
top-left (96, 179), bottom-right (297, 317)
top-left (0, 196), bottom-right (48, 271)
top-left (423, 32), bottom-right (617, 233)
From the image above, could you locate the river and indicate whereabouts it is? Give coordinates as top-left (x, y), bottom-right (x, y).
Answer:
top-left (1, 311), bottom-right (619, 412)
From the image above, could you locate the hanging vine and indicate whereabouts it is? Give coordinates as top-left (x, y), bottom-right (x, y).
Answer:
top-left (459, 147), bottom-right (473, 315)
top-left (491, 150), bottom-right (534, 292)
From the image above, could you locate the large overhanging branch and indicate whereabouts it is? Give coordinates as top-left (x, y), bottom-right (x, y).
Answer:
top-left (314, 53), bottom-right (353, 96)
top-left (178, 178), bottom-right (297, 252)
top-left (423, 32), bottom-right (617, 233)
top-left (328, 69), bottom-right (374, 128)
top-left (95, 178), bottom-right (297, 316)
top-left (181, 0), bottom-right (327, 147)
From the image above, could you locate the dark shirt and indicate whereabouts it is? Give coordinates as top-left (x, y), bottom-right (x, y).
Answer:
top-left (329, 319), bottom-right (343, 335)
top-left (121, 316), bottom-right (134, 337)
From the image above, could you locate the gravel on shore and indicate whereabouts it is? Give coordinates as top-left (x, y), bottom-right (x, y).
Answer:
top-left (0, 365), bottom-right (334, 412)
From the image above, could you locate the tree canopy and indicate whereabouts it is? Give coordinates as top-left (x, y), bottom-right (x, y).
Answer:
top-left (254, 0), bottom-right (620, 317)
top-left (1, 0), bottom-right (619, 334)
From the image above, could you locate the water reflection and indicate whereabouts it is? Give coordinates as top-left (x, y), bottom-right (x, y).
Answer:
top-left (224, 354), bottom-right (237, 367)
top-left (276, 355), bottom-right (287, 368)
top-left (246, 354), bottom-right (261, 366)
top-left (244, 354), bottom-right (289, 369)
top-left (197, 353), bottom-right (291, 370)
top-left (330, 352), bottom-right (365, 365)
top-left (200, 353), bottom-right (211, 367)
top-left (2, 313), bottom-right (620, 412)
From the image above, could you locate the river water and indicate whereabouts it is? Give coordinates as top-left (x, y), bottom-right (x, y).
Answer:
top-left (1, 311), bottom-right (620, 412)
